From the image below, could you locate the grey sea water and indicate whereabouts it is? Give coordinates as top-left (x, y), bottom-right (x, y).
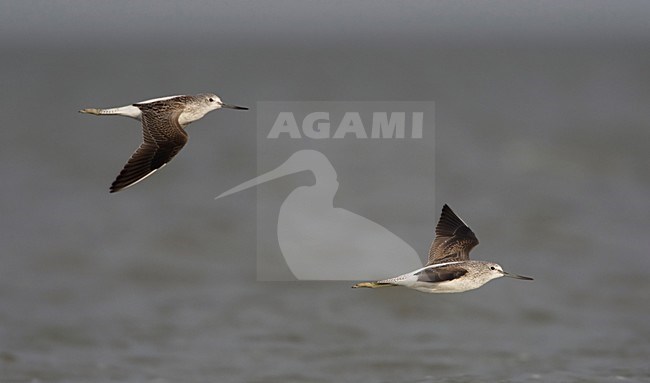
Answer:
top-left (1, 41), bottom-right (649, 383)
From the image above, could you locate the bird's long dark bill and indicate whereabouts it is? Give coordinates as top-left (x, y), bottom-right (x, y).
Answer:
top-left (503, 271), bottom-right (534, 280)
top-left (221, 103), bottom-right (249, 110)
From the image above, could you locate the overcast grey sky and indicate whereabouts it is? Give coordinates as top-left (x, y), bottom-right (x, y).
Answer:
top-left (2, 0), bottom-right (650, 48)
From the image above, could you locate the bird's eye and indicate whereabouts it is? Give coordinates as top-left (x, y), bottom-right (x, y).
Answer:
top-left (209, 98), bottom-right (214, 102)
top-left (490, 266), bottom-right (495, 270)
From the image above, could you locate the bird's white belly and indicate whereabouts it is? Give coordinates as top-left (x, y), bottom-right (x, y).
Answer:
top-left (411, 278), bottom-right (483, 293)
top-left (178, 110), bottom-right (207, 126)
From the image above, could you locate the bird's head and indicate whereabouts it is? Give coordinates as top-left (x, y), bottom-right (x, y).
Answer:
top-left (201, 93), bottom-right (248, 112)
top-left (484, 262), bottom-right (533, 281)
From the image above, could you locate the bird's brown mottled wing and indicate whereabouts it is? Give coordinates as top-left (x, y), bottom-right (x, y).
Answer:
top-left (110, 101), bottom-right (188, 193)
top-left (426, 204), bottom-right (479, 265)
top-left (416, 264), bottom-right (468, 283)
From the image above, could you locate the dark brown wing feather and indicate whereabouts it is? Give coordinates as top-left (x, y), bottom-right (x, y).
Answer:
top-left (416, 264), bottom-right (468, 283)
top-left (426, 204), bottom-right (479, 265)
top-left (110, 101), bottom-right (188, 193)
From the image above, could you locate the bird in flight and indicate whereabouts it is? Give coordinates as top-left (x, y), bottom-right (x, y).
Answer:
top-left (80, 93), bottom-right (248, 193)
top-left (353, 204), bottom-right (533, 293)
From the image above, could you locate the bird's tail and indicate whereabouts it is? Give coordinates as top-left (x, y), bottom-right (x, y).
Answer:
top-left (79, 105), bottom-right (141, 119)
top-left (352, 281), bottom-right (396, 288)
top-left (79, 108), bottom-right (103, 115)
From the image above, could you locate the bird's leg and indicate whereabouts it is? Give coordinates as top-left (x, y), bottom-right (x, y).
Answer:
top-left (352, 281), bottom-right (396, 288)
